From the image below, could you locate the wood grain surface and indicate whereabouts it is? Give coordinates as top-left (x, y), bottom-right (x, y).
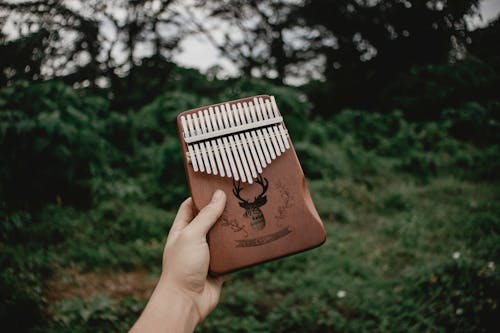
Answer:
top-left (177, 95), bottom-right (326, 275)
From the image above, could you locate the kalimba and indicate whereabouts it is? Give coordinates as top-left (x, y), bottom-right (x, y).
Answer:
top-left (177, 95), bottom-right (326, 274)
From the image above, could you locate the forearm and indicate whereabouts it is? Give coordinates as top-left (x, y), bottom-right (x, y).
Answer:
top-left (130, 193), bottom-right (226, 332)
top-left (130, 278), bottom-right (200, 333)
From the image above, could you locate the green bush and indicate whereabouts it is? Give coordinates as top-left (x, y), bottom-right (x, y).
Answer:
top-left (443, 101), bottom-right (500, 146)
top-left (46, 296), bottom-right (144, 333)
top-left (384, 60), bottom-right (500, 120)
top-left (132, 91), bottom-right (210, 145)
top-left (377, 192), bottom-right (412, 214)
top-left (60, 202), bottom-right (172, 270)
top-left (0, 266), bottom-right (46, 333)
top-left (0, 81), bottom-right (112, 209)
top-left (397, 151), bottom-right (438, 180)
top-left (1, 74), bottom-right (498, 333)
top-left (0, 239), bottom-right (52, 332)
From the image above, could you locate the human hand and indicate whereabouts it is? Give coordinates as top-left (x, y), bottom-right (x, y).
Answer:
top-left (130, 190), bottom-right (227, 333)
top-left (161, 190), bottom-right (227, 322)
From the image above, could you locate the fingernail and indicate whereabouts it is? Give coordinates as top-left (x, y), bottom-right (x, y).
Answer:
top-left (211, 189), bottom-right (225, 203)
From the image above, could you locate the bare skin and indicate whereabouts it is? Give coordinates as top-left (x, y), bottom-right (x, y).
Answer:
top-left (130, 190), bottom-right (227, 333)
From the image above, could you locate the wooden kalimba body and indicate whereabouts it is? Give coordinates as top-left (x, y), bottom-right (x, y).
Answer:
top-left (177, 95), bottom-right (326, 275)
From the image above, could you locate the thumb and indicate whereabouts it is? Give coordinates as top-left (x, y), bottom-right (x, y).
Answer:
top-left (186, 190), bottom-right (226, 237)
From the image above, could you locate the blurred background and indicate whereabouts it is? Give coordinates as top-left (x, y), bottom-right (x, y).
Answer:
top-left (1, 0), bottom-right (499, 332)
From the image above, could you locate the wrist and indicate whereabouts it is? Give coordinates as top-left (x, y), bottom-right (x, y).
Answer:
top-left (130, 277), bottom-right (200, 333)
top-left (156, 276), bottom-right (202, 325)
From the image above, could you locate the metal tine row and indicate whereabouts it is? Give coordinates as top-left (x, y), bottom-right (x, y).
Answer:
top-left (180, 96), bottom-right (290, 183)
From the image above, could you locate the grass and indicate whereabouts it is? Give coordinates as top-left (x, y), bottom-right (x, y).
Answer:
top-left (200, 175), bottom-right (498, 333)
top-left (27, 171), bottom-right (497, 333)
top-left (1, 81), bottom-right (498, 332)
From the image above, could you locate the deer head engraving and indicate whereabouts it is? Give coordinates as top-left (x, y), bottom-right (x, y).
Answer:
top-left (232, 175), bottom-right (269, 230)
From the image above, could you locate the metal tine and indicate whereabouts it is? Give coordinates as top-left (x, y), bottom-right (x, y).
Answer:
top-left (233, 103), bottom-right (257, 181)
top-left (259, 98), bottom-right (282, 156)
top-left (213, 106), bottom-right (233, 178)
top-left (187, 114), bottom-right (204, 172)
top-left (225, 103), bottom-right (251, 183)
top-left (198, 110), bottom-right (218, 175)
top-left (240, 102), bottom-right (263, 173)
top-left (273, 124), bottom-right (286, 153)
top-left (258, 97), bottom-right (282, 156)
top-left (223, 139), bottom-right (237, 180)
top-left (265, 126), bottom-right (281, 157)
top-left (265, 99), bottom-right (285, 152)
top-left (243, 102), bottom-right (266, 169)
top-left (278, 124), bottom-right (290, 149)
top-left (253, 98), bottom-right (276, 160)
top-left (220, 104), bottom-right (242, 181)
top-left (183, 96), bottom-right (292, 179)
top-left (248, 101), bottom-right (272, 164)
top-left (233, 103), bottom-right (257, 178)
top-left (193, 113), bottom-right (211, 174)
top-left (204, 108), bottom-right (223, 177)
top-left (181, 116), bottom-right (199, 172)
top-left (270, 96), bottom-right (291, 149)
top-left (255, 97), bottom-right (278, 158)
top-left (181, 115), bottom-right (191, 139)
top-left (207, 107), bottom-right (225, 177)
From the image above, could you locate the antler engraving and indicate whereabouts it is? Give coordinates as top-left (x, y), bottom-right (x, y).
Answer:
top-left (232, 175), bottom-right (269, 230)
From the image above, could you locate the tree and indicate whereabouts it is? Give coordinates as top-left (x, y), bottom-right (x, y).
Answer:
top-left (0, 0), bottom-right (184, 88)
top-left (198, 0), bottom-right (482, 112)
top-left (191, 0), bottom-right (313, 84)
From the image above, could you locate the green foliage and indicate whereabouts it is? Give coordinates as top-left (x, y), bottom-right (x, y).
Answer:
top-left (1, 3), bottom-right (499, 331)
top-left (0, 213), bottom-right (52, 332)
top-left (0, 81), bottom-right (111, 209)
top-left (443, 101), bottom-right (500, 146)
top-left (132, 91), bottom-right (210, 145)
top-left (46, 296), bottom-right (144, 333)
top-left (377, 192), bottom-right (412, 213)
top-left (385, 59), bottom-right (499, 120)
top-left (398, 151), bottom-right (438, 181)
top-left (1, 74), bottom-right (498, 333)
top-left (0, 253), bottom-right (46, 333)
top-left (450, 202), bottom-right (500, 260)
top-left (391, 259), bottom-right (499, 333)
top-left (64, 203), bottom-right (170, 270)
